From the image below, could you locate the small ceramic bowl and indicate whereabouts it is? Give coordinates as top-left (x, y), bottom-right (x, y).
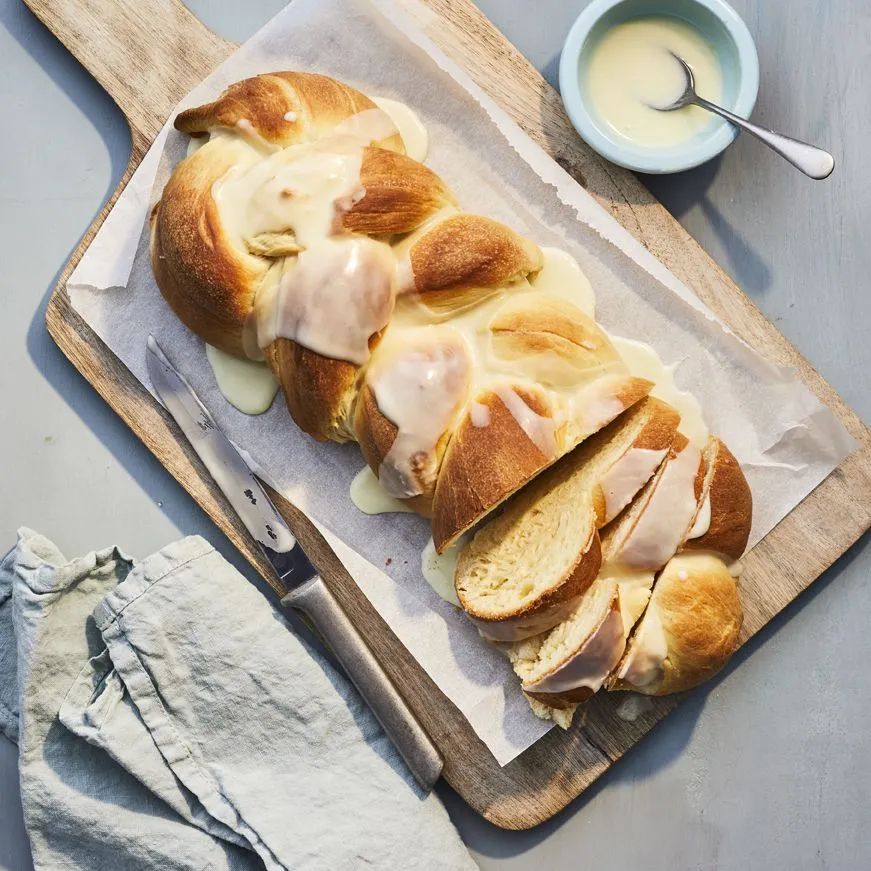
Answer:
top-left (559, 0), bottom-right (759, 174)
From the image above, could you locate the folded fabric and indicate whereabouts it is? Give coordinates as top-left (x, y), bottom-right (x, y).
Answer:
top-left (0, 529), bottom-right (475, 870)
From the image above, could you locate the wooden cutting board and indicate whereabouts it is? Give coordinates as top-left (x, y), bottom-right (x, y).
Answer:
top-left (27, 0), bottom-right (871, 830)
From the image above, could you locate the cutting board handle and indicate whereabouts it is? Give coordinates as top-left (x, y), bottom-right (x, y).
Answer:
top-left (24, 0), bottom-right (233, 144)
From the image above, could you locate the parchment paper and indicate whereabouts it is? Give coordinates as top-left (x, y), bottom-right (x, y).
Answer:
top-left (67, 0), bottom-right (856, 765)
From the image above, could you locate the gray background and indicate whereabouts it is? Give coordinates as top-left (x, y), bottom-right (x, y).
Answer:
top-left (0, 0), bottom-right (868, 868)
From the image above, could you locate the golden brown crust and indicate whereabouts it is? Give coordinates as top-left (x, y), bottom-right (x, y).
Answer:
top-left (489, 295), bottom-right (622, 387)
top-left (175, 71), bottom-right (404, 152)
top-left (150, 142), bottom-right (267, 357)
top-left (684, 438), bottom-right (752, 560)
top-left (633, 400), bottom-right (682, 452)
top-left (431, 386), bottom-right (556, 552)
top-left (266, 339), bottom-right (359, 443)
top-left (651, 558), bottom-right (742, 694)
top-left (342, 147), bottom-right (455, 235)
top-left (609, 553), bottom-right (743, 696)
top-left (408, 215), bottom-right (543, 311)
top-left (525, 685), bottom-right (596, 708)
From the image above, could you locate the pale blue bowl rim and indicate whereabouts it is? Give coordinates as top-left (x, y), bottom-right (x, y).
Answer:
top-left (559, 0), bottom-right (760, 174)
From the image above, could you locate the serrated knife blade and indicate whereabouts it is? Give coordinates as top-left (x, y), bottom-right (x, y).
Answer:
top-left (145, 336), bottom-right (442, 790)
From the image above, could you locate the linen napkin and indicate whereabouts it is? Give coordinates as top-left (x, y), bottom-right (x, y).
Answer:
top-left (0, 529), bottom-right (474, 870)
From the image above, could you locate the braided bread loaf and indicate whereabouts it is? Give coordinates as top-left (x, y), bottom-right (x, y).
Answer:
top-left (150, 71), bottom-right (654, 551)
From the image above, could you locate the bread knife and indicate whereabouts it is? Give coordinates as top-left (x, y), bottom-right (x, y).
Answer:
top-left (145, 336), bottom-right (443, 791)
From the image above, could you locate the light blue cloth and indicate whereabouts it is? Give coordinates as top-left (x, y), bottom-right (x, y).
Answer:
top-left (0, 529), bottom-right (474, 870)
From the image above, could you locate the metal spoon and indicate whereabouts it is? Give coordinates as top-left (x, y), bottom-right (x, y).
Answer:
top-left (657, 54), bottom-right (834, 180)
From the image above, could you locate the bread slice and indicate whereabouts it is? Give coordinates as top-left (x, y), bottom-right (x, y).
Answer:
top-left (583, 398), bottom-right (680, 526)
top-left (455, 481), bottom-right (601, 642)
top-left (683, 437), bottom-right (752, 560)
top-left (597, 434), bottom-right (705, 655)
top-left (609, 552), bottom-right (743, 695)
top-left (454, 397), bottom-right (677, 641)
top-left (510, 577), bottom-right (625, 710)
top-left (600, 433), bottom-right (705, 572)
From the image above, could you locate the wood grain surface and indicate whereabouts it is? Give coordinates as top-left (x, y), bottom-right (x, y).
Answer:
top-left (24, 0), bottom-right (871, 829)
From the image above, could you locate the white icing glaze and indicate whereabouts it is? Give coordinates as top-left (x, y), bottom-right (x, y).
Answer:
top-left (234, 118), bottom-right (282, 153)
top-left (618, 440), bottom-right (702, 570)
top-left (331, 106), bottom-right (401, 143)
top-left (529, 247), bottom-right (596, 316)
top-left (420, 536), bottom-right (464, 606)
top-left (283, 111), bottom-right (297, 122)
top-left (369, 328), bottom-right (471, 498)
top-left (472, 594), bottom-right (588, 643)
top-left (585, 16), bottom-right (723, 149)
top-left (611, 335), bottom-right (708, 448)
top-left (609, 569), bottom-right (656, 635)
top-left (255, 236), bottom-right (396, 364)
top-left (493, 385), bottom-right (556, 458)
top-left (599, 446), bottom-right (668, 523)
top-left (687, 492), bottom-right (712, 539)
top-left (469, 401), bottom-right (491, 428)
top-left (523, 605), bottom-right (625, 695)
top-left (615, 694), bottom-right (654, 722)
top-left (617, 605), bottom-right (669, 688)
top-left (215, 142), bottom-right (365, 248)
top-left (565, 374), bottom-right (628, 438)
top-left (371, 97), bottom-right (429, 162)
top-left (349, 466), bottom-right (415, 515)
top-left (186, 134), bottom-right (209, 157)
top-left (205, 344), bottom-right (279, 415)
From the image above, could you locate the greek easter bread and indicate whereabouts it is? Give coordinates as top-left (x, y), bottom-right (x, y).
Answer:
top-left (151, 71), bottom-right (652, 552)
top-left (150, 71), bottom-right (753, 729)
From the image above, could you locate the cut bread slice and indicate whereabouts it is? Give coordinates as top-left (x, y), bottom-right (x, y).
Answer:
top-left (608, 551), bottom-right (743, 695)
top-left (683, 437), bottom-right (752, 560)
top-left (583, 397), bottom-right (680, 526)
top-left (510, 577), bottom-right (625, 710)
top-left (600, 433), bottom-right (705, 572)
top-left (455, 480), bottom-right (601, 642)
top-left (598, 433), bottom-right (705, 656)
top-left (454, 397), bottom-right (677, 641)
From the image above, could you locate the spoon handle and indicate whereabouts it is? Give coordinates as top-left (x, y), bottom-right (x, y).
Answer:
top-left (693, 96), bottom-right (835, 180)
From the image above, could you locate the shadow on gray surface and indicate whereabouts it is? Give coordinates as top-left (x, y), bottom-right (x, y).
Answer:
top-left (440, 531), bottom-right (869, 859)
top-left (12, 3), bottom-right (259, 588)
top-left (645, 159), bottom-right (773, 295)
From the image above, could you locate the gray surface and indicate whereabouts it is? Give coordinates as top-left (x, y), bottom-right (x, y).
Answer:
top-left (0, 0), bottom-right (868, 868)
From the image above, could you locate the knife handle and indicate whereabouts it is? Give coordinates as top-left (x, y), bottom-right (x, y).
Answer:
top-left (281, 576), bottom-right (444, 791)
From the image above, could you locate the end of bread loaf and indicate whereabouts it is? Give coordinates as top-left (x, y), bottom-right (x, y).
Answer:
top-left (609, 551), bottom-right (742, 696)
top-left (683, 437), bottom-right (752, 561)
top-left (150, 142), bottom-right (269, 358)
top-left (174, 71), bottom-right (404, 152)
